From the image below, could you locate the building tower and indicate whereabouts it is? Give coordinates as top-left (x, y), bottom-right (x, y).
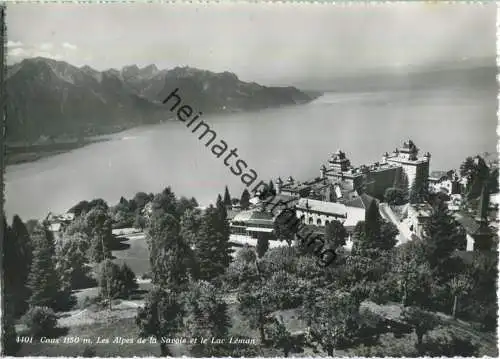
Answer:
top-left (386, 140), bottom-right (430, 192)
top-left (328, 150), bottom-right (351, 173)
top-left (320, 164), bottom-right (327, 180)
top-left (275, 177), bottom-right (283, 194)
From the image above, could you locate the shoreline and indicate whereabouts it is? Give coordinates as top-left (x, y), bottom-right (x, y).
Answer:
top-left (6, 138), bottom-right (111, 166)
top-left (5, 99), bottom-right (320, 167)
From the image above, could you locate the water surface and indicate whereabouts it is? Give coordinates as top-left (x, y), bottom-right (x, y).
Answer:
top-left (5, 88), bottom-right (497, 220)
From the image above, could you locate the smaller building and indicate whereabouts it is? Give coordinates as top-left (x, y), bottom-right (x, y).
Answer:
top-left (295, 198), bottom-right (366, 241)
top-left (259, 193), bottom-right (298, 215)
top-left (428, 170), bottom-right (461, 195)
top-left (296, 198), bottom-right (348, 227)
top-left (453, 212), bottom-right (495, 251)
top-left (278, 176), bottom-right (313, 198)
top-left (489, 193), bottom-right (500, 210)
top-left (230, 209), bottom-right (276, 240)
top-left (343, 192), bottom-right (377, 210)
top-left (407, 203), bottom-right (433, 238)
top-left (448, 194), bottom-right (463, 212)
top-left (45, 212), bottom-right (76, 240)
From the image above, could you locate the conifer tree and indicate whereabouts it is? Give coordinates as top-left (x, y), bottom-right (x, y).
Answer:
top-left (216, 193), bottom-right (224, 209)
top-left (325, 220), bottom-right (348, 249)
top-left (11, 214), bottom-right (33, 284)
top-left (176, 196), bottom-right (199, 216)
top-left (195, 205), bottom-right (232, 281)
top-left (98, 260), bottom-right (138, 299)
top-left (180, 208), bottom-right (202, 248)
top-left (353, 201), bottom-right (397, 253)
top-left (274, 209), bottom-right (299, 246)
top-left (1, 306), bottom-right (20, 355)
top-left (256, 237), bottom-right (269, 258)
top-left (148, 212), bottom-right (194, 290)
top-left (27, 225), bottom-right (60, 309)
top-left (55, 232), bottom-right (91, 291)
top-left (216, 195), bottom-right (230, 240)
top-left (364, 200), bottom-right (382, 242)
top-left (240, 189), bottom-right (251, 210)
top-left (85, 207), bottom-right (113, 263)
top-left (151, 186), bottom-right (179, 218)
top-left (223, 186), bottom-right (232, 207)
top-left (2, 218), bottom-right (21, 351)
top-left (269, 180), bottom-right (277, 194)
top-left (4, 216), bottom-right (32, 316)
top-left (422, 202), bottom-right (466, 278)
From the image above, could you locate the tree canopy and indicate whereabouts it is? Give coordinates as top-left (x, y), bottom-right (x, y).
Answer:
top-left (147, 212), bottom-right (194, 290)
top-left (27, 225), bottom-right (61, 309)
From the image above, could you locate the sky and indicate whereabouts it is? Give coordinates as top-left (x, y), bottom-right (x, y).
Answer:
top-left (6, 2), bottom-right (497, 84)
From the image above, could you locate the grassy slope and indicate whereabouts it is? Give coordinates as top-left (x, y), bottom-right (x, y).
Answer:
top-left (17, 230), bottom-right (498, 357)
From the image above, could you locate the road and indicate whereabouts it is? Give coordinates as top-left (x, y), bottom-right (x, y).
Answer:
top-left (379, 203), bottom-right (413, 245)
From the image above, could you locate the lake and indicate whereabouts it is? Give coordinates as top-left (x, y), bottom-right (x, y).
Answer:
top-left (5, 87), bottom-right (497, 221)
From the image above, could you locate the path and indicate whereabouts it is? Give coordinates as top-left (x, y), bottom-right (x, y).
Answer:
top-left (379, 203), bottom-right (412, 245)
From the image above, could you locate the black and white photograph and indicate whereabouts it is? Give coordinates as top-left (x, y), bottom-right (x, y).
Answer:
top-left (1, 2), bottom-right (498, 357)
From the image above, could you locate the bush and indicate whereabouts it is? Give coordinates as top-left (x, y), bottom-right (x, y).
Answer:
top-left (295, 254), bottom-right (323, 282)
top-left (237, 245), bottom-right (257, 264)
top-left (133, 214), bottom-right (146, 230)
top-left (351, 339), bottom-right (418, 357)
top-left (224, 260), bottom-right (260, 290)
top-left (384, 187), bottom-right (408, 205)
top-left (141, 272), bottom-right (152, 280)
top-left (53, 290), bottom-right (77, 312)
top-left (260, 246), bottom-right (298, 277)
top-left (368, 277), bottom-right (400, 304)
top-left (80, 295), bottom-right (102, 309)
top-left (420, 328), bottom-right (479, 356)
top-left (21, 306), bottom-right (58, 338)
top-left (118, 263), bottom-right (139, 295)
top-left (82, 345), bottom-right (97, 357)
top-left (266, 271), bottom-right (303, 310)
top-left (98, 260), bottom-right (138, 299)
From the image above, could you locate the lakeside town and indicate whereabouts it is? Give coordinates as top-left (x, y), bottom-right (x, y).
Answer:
top-left (45, 139), bottom-right (500, 255)
top-left (4, 138), bottom-right (498, 357)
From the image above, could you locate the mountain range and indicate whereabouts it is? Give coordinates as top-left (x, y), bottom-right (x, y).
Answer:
top-left (6, 58), bottom-right (317, 142)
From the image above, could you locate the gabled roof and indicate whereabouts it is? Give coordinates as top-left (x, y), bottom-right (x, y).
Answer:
top-left (344, 193), bottom-right (376, 209)
top-left (261, 194), bottom-right (297, 208)
top-left (231, 209), bottom-right (274, 226)
top-left (296, 198), bottom-right (347, 217)
top-left (453, 212), bottom-right (481, 235)
top-left (226, 209), bottom-right (239, 221)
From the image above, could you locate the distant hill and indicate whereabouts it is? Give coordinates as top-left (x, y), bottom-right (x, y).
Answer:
top-left (294, 57), bottom-right (498, 93)
top-left (6, 58), bottom-right (317, 142)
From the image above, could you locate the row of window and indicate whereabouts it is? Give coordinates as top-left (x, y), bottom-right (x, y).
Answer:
top-left (231, 226), bottom-right (247, 235)
top-left (299, 215), bottom-right (331, 227)
top-left (231, 221), bottom-right (273, 229)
